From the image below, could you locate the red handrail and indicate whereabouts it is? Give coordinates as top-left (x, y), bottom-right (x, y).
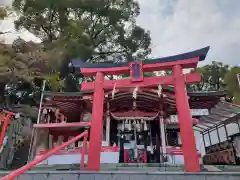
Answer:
top-left (80, 134), bottom-right (88, 169)
top-left (0, 116), bottom-right (10, 150)
top-left (0, 131), bottom-right (88, 180)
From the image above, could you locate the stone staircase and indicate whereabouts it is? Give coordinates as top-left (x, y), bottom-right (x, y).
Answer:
top-left (22, 163), bottom-right (240, 172)
top-left (0, 171), bottom-right (240, 180)
top-left (1, 164), bottom-right (240, 180)
top-left (30, 163), bottom-right (187, 172)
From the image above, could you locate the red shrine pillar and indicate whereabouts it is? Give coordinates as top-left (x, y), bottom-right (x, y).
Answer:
top-left (172, 65), bottom-right (200, 172)
top-left (88, 72), bottom-right (105, 171)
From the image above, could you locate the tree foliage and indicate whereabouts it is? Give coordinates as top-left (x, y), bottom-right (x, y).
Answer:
top-left (191, 61), bottom-right (240, 104)
top-left (0, 0), bottom-right (152, 105)
top-left (224, 66), bottom-right (240, 104)
top-left (13, 0), bottom-right (151, 64)
top-left (191, 61), bottom-right (229, 91)
top-left (0, 37), bottom-right (64, 105)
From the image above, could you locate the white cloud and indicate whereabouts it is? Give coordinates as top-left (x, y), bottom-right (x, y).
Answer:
top-left (0, 16), bottom-right (41, 43)
top-left (0, 0), bottom-right (11, 6)
top-left (137, 0), bottom-right (240, 65)
top-left (0, 0), bottom-right (41, 43)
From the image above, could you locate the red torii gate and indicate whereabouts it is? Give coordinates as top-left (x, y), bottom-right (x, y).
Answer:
top-left (71, 46), bottom-right (210, 172)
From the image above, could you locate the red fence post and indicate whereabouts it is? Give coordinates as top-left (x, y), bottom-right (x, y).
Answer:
top-left (80, 135), bottom-right (88, 170)
top-left (87, 72), bottom-right (105, 171)
top-left (172, 65), bottom-right (200, 172)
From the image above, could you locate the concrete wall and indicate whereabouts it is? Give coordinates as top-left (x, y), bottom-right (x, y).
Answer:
top-left (0, 171), bottom-right (240, 180)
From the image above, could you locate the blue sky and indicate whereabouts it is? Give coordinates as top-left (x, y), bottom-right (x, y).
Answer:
top-left (1, 0), bottom-right (240, 66)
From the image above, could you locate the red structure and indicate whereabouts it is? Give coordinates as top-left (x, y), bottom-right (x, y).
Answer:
top-left (1, 47), bottom-right (218, 180)
top-left (71, 46), bottom-right (210, 172)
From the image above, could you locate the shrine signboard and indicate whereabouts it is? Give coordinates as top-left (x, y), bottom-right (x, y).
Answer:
top-left (169, 109), bottom-right (209, 124)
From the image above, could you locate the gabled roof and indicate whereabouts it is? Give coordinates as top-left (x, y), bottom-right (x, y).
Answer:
top-left (70, 46), bottom-right (210, 69)
top-left (42, 91), bottom-right (92, 122)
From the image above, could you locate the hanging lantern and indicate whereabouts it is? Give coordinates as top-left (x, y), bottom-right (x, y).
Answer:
top-left (140, 120), bottom-right (143, 131)
top-left (157, 85), bottom-right (162, 97)
top-left (43, 108), bottom-right (47, 115)
top-left (117, 123), bottom-right (120, 130)
top-left (112, 83), bottom-right (117, 99)
top-left (128, 120), bottom-right (132, 131)
top-left (121, 121), bottom-right (124, 131)
top-left (133, 86), bottom-right (138, 99)
top-left (133, 100), bottom-right (137, 110)
top-left (144, 121), bottom-right (148, 131)
top-left (135, 120), bottom-right (139, 131)
top-left (149, 126), bottom-right (154, 154)
top-left (137, 120), bottom-right (141, 132)
top-left (124, 120), bottom-right (127, 130)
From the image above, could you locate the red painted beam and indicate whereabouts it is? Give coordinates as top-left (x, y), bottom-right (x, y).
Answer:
top-left (81, 73), bottom-right (200, 91)
top-left (80, 57), bottom-right (199, 76)
top-left (111, 110), bottom-right (158, 117)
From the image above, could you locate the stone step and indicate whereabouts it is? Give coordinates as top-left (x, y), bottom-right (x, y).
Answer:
top-left (204, 165), bottom-right (221, 172)
top-left (215, 165), bottom-right (240, 172)
top-left (30, 163), bottom-right (186, 172)
top-left (13, 163), bottom-right (240, 173)
top-left (0, 171), bottom-right (240, 180)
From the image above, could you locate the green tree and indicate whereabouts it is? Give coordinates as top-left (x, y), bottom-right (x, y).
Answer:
top-left (0, 7), bottom-right (64, 105)
top-left (224, 66), bottom-right (240, 104)
top-left (13, 0), bottom-right (151, 63)
top-left (191, 61), bottom-right (229, 91)
top-left (12, 0), bottom-right (152, 92)
top-left (0, 37), bottom-right (65, 105)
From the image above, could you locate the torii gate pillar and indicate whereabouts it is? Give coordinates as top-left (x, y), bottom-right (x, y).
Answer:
top-left (173, 65), bottom-right (200, 172)
top-left (87, 72), bottom-right (105, 171)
